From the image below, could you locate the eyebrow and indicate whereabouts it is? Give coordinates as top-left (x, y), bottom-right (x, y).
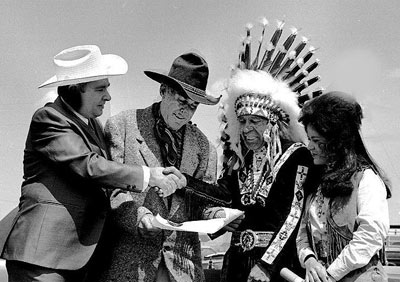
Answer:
top-left (95, 84), bottom-right (110, 90)
top-left (178, 97), bottom-right (198, 107)
top-left (310, 136), bottom-right (326, 141)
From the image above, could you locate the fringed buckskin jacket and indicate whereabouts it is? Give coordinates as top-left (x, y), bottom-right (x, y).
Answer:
top-left (296, 168), bottom-right (390, 281)
top-left (94, 104), bottom-right (227, 282)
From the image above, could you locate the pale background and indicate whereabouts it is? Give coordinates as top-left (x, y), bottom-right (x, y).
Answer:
top-left (1, 0), bottom-right (399, 226)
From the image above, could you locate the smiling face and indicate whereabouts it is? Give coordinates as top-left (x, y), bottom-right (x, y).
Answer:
top-left (78, 79), bottom-right (111, 118)
top-left (306, 125), bottom-right (328, 165)
top-left (238, 115), bottom-right (269, 151)
top-left (160, 85), bottom-right (199, 131)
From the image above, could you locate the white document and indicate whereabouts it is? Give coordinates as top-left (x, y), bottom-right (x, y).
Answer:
top-left (151, 207), bottom-right (244, 234)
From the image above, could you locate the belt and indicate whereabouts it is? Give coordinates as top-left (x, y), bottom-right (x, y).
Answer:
top-left (231, 230), bottom-right (274, 251)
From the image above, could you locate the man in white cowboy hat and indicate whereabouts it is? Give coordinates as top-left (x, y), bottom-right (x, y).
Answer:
top-left (0, 45), bottom-right (186, 282)
top-left (92, 52), bottom-right (230, 282)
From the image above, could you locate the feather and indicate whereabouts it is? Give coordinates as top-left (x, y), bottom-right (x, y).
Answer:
top-left (276, 50), bottom-right (296, 78)
top-left (298, 93), bottom-right (311, 105)
top-left (244, 37), bottom-right (252, 69)
top-left (269, 46), bottom-right (287, 76)
top-left (251, 36), bottom-right (263, 70)
top-left (293, 36), bottom-right (308, 57)
top-left (259, 20), bottom-right (285, 71)
top-left (302, 46), bottom-right (317, 65)
top-left (289, 70), bottom-right (307, 88)
top-left (311, 87), bottom-right (324, 98)
top-left (252, 18), bottom-right (269, 69)
top-left (292, 75), bottom-right (320, 93)
top-left (282, 46), bottom-right (316, 80)
top-left (288, 59), bottom-right (320, 87)
top-left (270, 20), bottom-right (285, 46)
top-left (283, 27), bottom-right (298, 51)
top-left (243, 23), bottom-right (253, 69)
top-left (305, 59), bottom-right (320, 74)
top-left (298, 88), bottom-right (325, 106)
top-left (238, 35), bottom-right (246, 68)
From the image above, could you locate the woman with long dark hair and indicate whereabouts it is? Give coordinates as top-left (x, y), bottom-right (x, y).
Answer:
top-left (296, 91), bottom-right (391, 282)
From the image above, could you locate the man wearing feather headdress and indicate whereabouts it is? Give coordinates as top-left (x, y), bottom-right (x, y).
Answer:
top-left (184, 19), bottom-right (322, 282)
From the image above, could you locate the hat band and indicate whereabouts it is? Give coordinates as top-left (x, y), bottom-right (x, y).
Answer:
top-left (179, 80), bottom-right (206, 97)
top-left (235, 93), bottom-right (289, 123)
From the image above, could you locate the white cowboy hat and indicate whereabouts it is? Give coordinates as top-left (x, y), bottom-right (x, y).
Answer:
top-left (38, 45), bottom-right (128, 88)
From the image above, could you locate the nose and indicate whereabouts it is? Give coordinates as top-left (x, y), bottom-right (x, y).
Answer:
top-left (243, 121), bottom-right (253, 133)
top-left (307, 141), bottom-right (315, 151)
top-left (104, 90), bottom-right (111, 101)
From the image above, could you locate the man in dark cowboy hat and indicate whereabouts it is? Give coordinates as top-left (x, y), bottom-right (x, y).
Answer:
top-left (0, 45), bottom-right (186, 282)
top-left (94, 52), bottom-right (228, 282)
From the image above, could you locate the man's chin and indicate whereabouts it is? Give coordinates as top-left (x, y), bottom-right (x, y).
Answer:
top-left (168, 120), bottom-right (186, 131)
top-left (244, 142), bottom-right (263, 151)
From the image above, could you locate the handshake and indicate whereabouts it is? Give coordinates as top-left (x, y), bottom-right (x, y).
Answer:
top-left (149, 166), bottom-right (187, 197)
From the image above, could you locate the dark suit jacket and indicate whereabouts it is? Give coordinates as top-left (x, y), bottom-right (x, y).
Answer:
top-left (0, 97), bottom-right (145, 270)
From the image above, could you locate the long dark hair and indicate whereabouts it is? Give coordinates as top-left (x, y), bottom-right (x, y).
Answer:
top-left (299, 91), bottom-right (391, 198)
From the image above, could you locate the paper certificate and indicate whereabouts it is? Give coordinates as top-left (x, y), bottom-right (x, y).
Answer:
top-left (151, 207), bottom-right (244, 234)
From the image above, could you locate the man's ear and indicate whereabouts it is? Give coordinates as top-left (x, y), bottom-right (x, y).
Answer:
top-left (159, 84), bottom-right (167, 98)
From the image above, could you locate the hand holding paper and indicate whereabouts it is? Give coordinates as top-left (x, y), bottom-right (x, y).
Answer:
top-left (151, 207), bottom-right (244, 234)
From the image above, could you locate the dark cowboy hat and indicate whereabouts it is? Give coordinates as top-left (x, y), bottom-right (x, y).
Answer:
top-left (144, 52), bottom-right (220, 105)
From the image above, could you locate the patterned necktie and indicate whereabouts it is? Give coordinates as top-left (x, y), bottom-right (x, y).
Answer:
top-left (152, 103), bottom-right (183, 168)
top-left (155, 118), bottom-right (180, 167)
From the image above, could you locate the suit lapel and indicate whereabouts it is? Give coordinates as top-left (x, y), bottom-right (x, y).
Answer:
top-left (135, 107), bottom-right (162, 167)
top-left (49, 98), bottom-right (109, 159)
top-left (89, 118), bottom-right (110, 159)
top-left (135, 107), bottom-right (168, 209)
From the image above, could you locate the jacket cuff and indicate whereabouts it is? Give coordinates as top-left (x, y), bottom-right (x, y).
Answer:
top-left (136, 206), bottom-right (153, 227)
top-left (141, 166), bottom-right (150, 192)
top-left (299, 248), bottom-right (316, 268)
top-left (327, 259), bottom-right (348, 281)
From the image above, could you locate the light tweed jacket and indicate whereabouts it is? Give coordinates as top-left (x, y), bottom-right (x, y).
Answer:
top-left (98, 104), bottom-right (218, 282)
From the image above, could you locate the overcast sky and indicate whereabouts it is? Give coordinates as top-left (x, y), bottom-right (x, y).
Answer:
top-left (1, 0), bottom-right (399, 223)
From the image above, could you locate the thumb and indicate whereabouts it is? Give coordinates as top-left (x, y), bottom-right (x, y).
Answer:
top-left (163, 166), bottom-right (178, 175)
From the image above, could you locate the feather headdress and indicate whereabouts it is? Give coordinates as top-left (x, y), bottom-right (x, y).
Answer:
top-left (217, 18), bottom-right (323, 169)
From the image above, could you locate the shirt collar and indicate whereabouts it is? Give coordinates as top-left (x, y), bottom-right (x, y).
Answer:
top-left (60, 97), bottom-right (89, 125)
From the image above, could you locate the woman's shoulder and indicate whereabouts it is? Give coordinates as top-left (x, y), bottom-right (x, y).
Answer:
top-left (354, 168), bottom-right (387, 197)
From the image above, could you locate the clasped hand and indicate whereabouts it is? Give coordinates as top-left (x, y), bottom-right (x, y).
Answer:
top-left (150, 166), bottom-right (186, 197)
